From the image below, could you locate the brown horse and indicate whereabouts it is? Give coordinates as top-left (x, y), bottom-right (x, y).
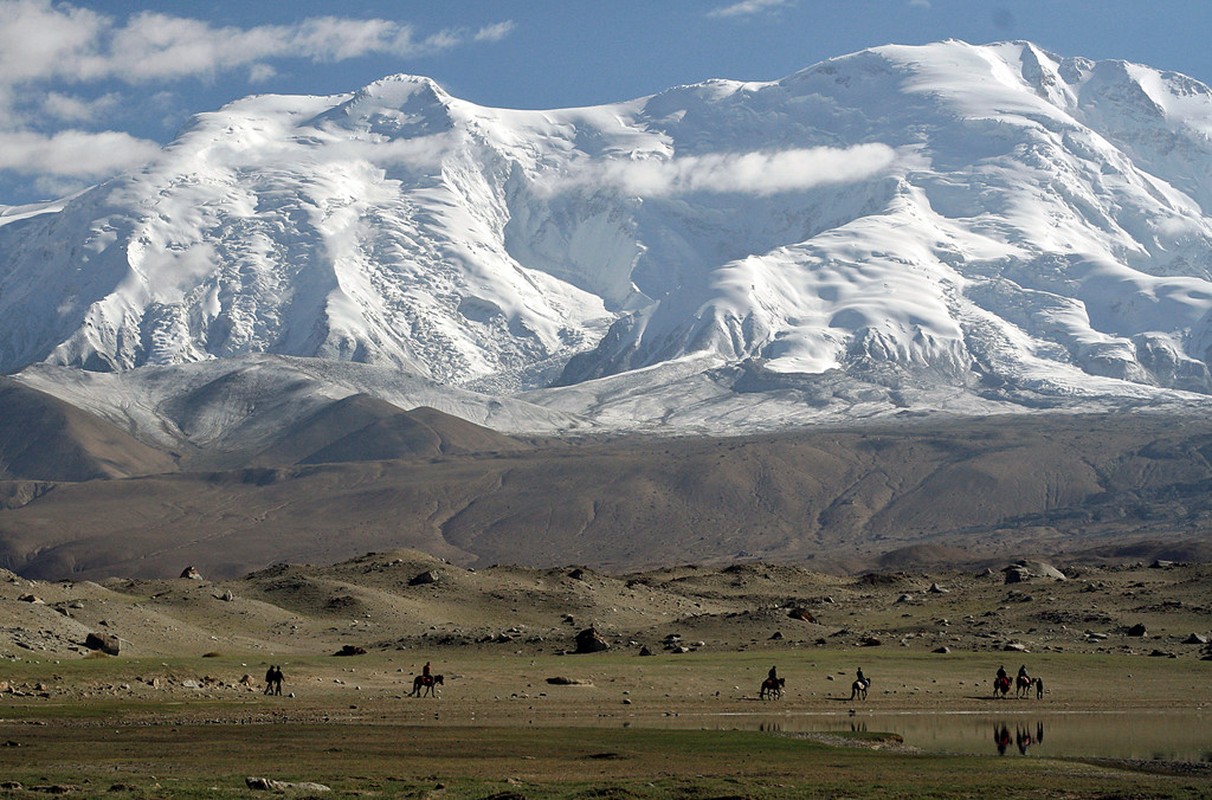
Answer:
top-left (850, 678), bottom-right (869, 701)
top-left (1015, 675), bottom-right (1036, 698)
top-left (759, 676), bottom-right (784, 699)
top-left (993, 675), bottom-right (1011, 698)
top-left (410, 673), bottom-right (443, 697)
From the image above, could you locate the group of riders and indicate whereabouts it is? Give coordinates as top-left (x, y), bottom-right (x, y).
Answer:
top-left (261, 662), bottom-right (441, 697)
top-left (995, 663), bottom-right (1044, 699)
top-left (761, 663), bottom-right (1043, 700)
top-left (761, 665), bottom-right (872, 700)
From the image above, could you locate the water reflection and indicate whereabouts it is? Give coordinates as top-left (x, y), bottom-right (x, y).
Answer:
top-left (622, 710), bottom-right (1211, 761)
top-left (993, 722), bottom-right (1045, 755)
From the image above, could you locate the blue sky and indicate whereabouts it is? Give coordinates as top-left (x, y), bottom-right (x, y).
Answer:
top-left (1, 0), bottom-right (1209, 205)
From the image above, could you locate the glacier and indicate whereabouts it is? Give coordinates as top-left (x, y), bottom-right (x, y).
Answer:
top-left (7, 40), bottom-right (1212, 438)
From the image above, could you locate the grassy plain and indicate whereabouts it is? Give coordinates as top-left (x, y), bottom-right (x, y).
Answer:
top-left (1, 649), bottom-right (1210, 799)
top-left (2, 556), bottom-right (1210, 798)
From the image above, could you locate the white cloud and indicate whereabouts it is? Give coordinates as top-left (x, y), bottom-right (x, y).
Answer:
top-left (0, 3), bottom-right (516, 85)
top-left (546, 144), bottom-right (897, 198)
top-left (41, 91), bottom-right (121, 123)
top-left (0, 1), bottom-right (516, 198)
top-left (474, 21), bottom-right (516, 42)
top-left (248, 64), bottom-right (277, 84)
top-left (707, 0), bottom-right (790, 19)
top-left (0, 129), bottom-right (161, 177)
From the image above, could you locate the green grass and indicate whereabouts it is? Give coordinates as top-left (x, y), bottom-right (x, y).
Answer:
top-left (0, 722), bottom-right (1207, 800)
top-left (2, 648), bottom-right (1209, 799)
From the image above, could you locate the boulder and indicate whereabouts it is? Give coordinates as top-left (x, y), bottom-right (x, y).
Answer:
top-left (246, 777), bottom-right (330, 792)
top-left (1182, 633), bottom-right (1208, 645)
top-left (335, 644), bottom-right (367, 656)
top-left (787, 607), bottom-right (816, 622)
top-left (179, 566), bottom-right (203, 580)
top-left (574, 627), bottom-right (610, 654)
top-left (1003, 561), bottom-right (1066, 583)
top-left (1126, 623), bottom-right (1148, 637)
top-left (84, 632), bottom-right (120, 656)
top-left (408, 570), bottom-right (440, 586)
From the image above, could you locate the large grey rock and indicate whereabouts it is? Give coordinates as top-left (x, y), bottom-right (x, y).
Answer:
top-left (246, 777), bottom-right (330, 792)
top-left (408, 570), bottom-right (440, 586)
top-left (1003, 560), bottom-right (1066, 583)
top-left (574, 627), bottom-right (610, 654)
top-left (84, 632), bottom-right (120, 656)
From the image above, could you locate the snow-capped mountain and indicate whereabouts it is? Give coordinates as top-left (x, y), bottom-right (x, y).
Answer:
top-left (7, 39), bottom-right (1212, 436)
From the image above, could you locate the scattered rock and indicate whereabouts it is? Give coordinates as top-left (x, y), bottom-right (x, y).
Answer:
top-left (179, 566), bottom-right (203, 580)
top-left (859, 636), bottom-right (882, 647)
top-left (84, 632), bottom-right (121, 656)
top-left (1182, 633), bottom-right (1208, 645)
top-left (574, 627), bottom-right (609, 654)
top-left (545, 676), bottom-right (591, 686)
top-left (1003, 561), bottom-right (1066, 583)
top-left (1126, 623), bottom-right (1148, 637)
top-left (1002, 642), bottom-right (1029, 652)
top-left (769, 631), bottom-right (784, 640)
top-left (335, 645), bottom-right (367, 656)
top-left (1150, 559), bottom-right (1176, 569)
top-left (408, 570), bottom-right (440, 586)
top-left (638, 646), bottom-right (653, 656)
top-left (17, 593), bottom-right (43, 604)
top-left (895, 594), bottom-right (914, 604)
top-left (217, 590), bottom-right (234, 602)
top-left (933, 646), bottom-right (951, 654)
top-left (245, 777), bottom-right (330, 792)
top-left (567, 568), bottom-right (586, 581)
top-left (787, 607), bottom-right (816, 622)
top-left (928, 582), bottom-right (949, 594)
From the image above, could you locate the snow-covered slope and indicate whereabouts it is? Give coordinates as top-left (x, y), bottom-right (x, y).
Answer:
top-left (7, 40), bottom-right (1212, 437)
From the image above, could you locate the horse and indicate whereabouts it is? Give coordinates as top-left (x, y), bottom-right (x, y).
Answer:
top-left (1015, 675), bottom-right (1036, 699)
top-left (410, 673), bottom-right (444, 697)
top-left (759, 676), bottom-right (784, 699)
top-left (993, 675), bottom-right (1011, 698)
top-left (850, 678), bottom-right (869, 701)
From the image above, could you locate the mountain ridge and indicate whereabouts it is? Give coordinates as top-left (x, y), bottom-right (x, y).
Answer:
top-left (5, 40), bottom-right (1212, 436)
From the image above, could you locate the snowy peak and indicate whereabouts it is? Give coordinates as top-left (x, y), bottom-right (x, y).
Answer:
top-left (7, 40), bottom-right (1212, 431)
top-left (316, 73), bottom-right (457, 137)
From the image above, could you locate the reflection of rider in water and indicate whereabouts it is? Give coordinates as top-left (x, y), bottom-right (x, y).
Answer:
top-left (1016, 724), bottom-right (1034, 755)
top-left (994, 723), bottom-right (1011, 755)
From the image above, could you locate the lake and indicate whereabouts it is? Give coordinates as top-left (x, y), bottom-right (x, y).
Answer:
top-left (628, 710), bottom-right (1212, 761)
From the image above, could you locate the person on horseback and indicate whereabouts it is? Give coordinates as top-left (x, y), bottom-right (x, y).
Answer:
top-left (996, 665), bottom-right (1007, 681)
top-left (1017, 664), bottom-right (1029, 680)
top-left (856, 667), bottom-right (869, 689)
top-left (768, 665), bottom-right (778, 684)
